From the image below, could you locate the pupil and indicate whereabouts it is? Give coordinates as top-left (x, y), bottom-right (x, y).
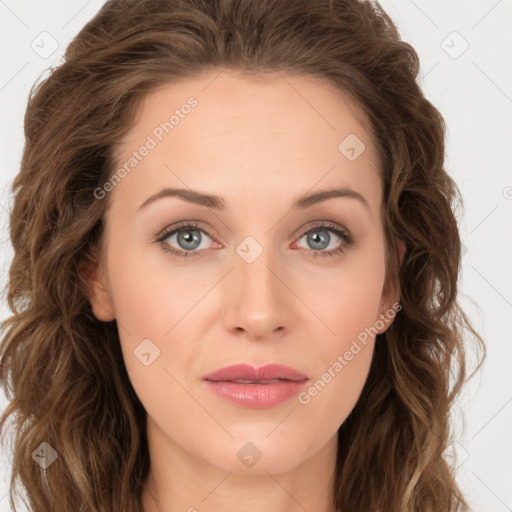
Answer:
top-left (179, 229), bottom-right (200, 250)
top-left (309, 229), bottom-right (329, 250)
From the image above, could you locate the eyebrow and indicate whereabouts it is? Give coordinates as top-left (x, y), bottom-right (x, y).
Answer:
top-left (137, 186), bottom-right (370, 212)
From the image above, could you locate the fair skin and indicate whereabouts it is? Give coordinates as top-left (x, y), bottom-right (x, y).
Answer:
top-left (86, 70), bottom-right (404, 512)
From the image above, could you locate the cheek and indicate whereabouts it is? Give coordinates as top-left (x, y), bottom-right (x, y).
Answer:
top-left (294, 244), bottom-right (385, 413)
top-left (104, 234), bottom-right (222, 405)
top-left (105, 233), bottom-right (187, 337)
top-left (296, 283), bottom-right (381, 432)
top-left (296, 243), bottom-right (386, 342)
top-left (102, 238), bottom-right (184, 389)
top-left (297, 337), bottom-right (375, 443)
top-left (107, 258), bottom-right (192, 422)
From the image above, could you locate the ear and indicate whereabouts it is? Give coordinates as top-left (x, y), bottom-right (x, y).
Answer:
top-left (80, 259), bottom-right (116, 322)
top-left (375, 239), bottom-right (406, 334)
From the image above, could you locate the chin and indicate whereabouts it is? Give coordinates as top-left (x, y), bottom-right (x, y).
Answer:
top-left (204, 436), bottom-right (306, 475)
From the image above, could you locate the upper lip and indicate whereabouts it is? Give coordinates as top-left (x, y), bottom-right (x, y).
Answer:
top-left (203, 363), bottom-right (308, 382)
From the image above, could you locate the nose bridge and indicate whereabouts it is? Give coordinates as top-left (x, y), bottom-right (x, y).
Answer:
top-left (222, 235), bottom-right (291, 337)
top-left (234, 236), bottom-right (283, 307)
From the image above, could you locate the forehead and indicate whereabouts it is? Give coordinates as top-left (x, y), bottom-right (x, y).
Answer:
top-left (110, 70), bottom-right (382, 215)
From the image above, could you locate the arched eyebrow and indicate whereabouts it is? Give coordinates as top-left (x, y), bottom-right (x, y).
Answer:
top-left (138, 187), bottom-right (225, 211)
top-left (137, 187), bottom-right (370, 212)
top-left (293, 188), bottom-right (370, 211)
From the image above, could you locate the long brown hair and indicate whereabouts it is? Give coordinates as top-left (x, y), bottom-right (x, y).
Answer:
top-left (0, 0), bottom-right (485, 510)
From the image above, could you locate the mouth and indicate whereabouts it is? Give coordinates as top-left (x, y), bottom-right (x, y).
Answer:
top-left (214, 378), bottom-right (295, 384)
top-left (202, 364), bottom-right (309, 408)
top-left (202, 363), bottom-right (309, 383)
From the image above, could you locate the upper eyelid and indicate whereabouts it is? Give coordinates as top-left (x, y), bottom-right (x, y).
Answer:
top-left (156, 221), bottom-right (214, 241)
top-left (157, 220), bottom-right (350, 244)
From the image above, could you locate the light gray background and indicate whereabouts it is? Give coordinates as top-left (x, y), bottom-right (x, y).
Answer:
top-left (1, 1), bottom-right (511, 510)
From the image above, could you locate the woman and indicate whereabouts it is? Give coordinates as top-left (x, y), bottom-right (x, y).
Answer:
top-left (0, 0), bottom-right (485, 510)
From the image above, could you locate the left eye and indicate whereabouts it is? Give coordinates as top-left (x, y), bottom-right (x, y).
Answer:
top-left (291, 223), bottom-right (354, 258)
top-left (295, 226), bottom-right (346, 252)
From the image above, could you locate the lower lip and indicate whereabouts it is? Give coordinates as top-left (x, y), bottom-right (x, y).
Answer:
top-left (203, 379), bottom-right (309, 408)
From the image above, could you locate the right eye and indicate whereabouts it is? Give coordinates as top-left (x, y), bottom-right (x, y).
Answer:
top-left (156, 221), bottom-right (221, 259)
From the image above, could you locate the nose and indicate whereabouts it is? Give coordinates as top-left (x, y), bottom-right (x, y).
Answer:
top-left (221, 243), bottom-right (295, 341)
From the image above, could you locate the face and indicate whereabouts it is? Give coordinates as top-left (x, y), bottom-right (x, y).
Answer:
top-left (87, 70), bottom-right (402, 477)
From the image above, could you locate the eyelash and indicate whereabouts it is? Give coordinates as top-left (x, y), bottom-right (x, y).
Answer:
top-left (155, 220), bottom-right (355, 260)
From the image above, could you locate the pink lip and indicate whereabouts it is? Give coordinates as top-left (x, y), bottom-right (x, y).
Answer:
top-left (202, 363), bottom-right (308, 382)
top-left (202, 364), bottom-right (309, 409)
